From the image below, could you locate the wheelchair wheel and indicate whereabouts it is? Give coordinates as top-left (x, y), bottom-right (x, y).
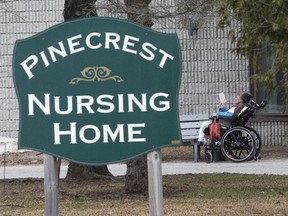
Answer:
top-left (244, 126), bottom-right (262, 160)
top-left (204, 151), bottom-right (213, 163)
top-left (221, 127), bottom-right (256, 162)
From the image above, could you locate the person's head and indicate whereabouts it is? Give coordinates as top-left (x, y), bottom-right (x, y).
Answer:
top-left (240, 92), bottom-right (253, 104)
top-left (234, 93), bottom-right (242, 104)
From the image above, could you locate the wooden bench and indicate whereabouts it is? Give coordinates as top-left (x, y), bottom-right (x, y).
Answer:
top-left (179, 114), bottom-right (209, 162)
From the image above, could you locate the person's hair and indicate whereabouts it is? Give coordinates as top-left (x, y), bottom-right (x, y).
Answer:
top-left (235, 92), bottom-right (241, 98)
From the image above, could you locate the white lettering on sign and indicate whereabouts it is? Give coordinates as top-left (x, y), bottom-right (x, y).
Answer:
top-left (48, 41), bottom-right (67, 63)
top-left (27, 92), bottom-right (169, 145)
top-left (128, 123), bottom-right (146, 142)
top-left (20, 55), bottom-right (38, 79)
top-left (96, 95), bottom-right (115, 114)
top-left (53, 122), bottom-right (146, 144)
top-left (103, 124), bottom-right (125, 143)
top-left (28, 93), bottom-right (51, 115)
top-left (27, 92), bottom-right (170, 115)
top-left (67, 34), bottom-right (86, 54)
top-left (54, 122), bottom-right (77, 144)
top-left (122, 35), bottom-right (139, 55)
top-left (55, 96), bottom-right (73, 115)
top-left (139, 42), bottom-right (157, 61)
top-left (20, 32), bottom-right (175, 79)
top-left (86, 32), bottom-right (102, 49)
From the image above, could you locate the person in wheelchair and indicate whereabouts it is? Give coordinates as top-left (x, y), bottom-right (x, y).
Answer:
top-left (212, 92), bottom-right (253, 124)
top-left (197, 92), bottom-right (253, 145)
top-left (198, 92), bottom-right (266, 163)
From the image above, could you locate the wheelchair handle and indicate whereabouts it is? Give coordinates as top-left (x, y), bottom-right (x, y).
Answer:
top-left (249, 99), bottom-right (267, 110)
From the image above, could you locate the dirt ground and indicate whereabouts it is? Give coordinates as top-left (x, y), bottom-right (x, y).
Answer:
top-left (0, 151), bottom-right (67, 166)
top-left (1, 145), bottom-right (288, 166)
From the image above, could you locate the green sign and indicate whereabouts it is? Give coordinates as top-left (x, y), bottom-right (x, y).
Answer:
top-left (13, 17), bottom-right (182, 165)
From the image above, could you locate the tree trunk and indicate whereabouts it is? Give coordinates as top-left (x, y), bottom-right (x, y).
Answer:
top-left (63, 0), bottom-right (112, 180)
top-left (124, 0), bottom-right (153, 27)
top-left (125, 156), bottom-right (148, 195)
top-left (66, 163), bottom-right (113, 180)
top-left (63, 0), bottom-right (98, 20)
top-left (123, 0), bottom-right (153, 195)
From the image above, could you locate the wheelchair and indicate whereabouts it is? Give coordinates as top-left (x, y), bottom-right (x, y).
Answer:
top-left (204, 100), bottom-right (267, 163)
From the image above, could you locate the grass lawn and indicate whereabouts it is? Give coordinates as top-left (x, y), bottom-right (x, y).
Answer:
top-left (1, 174), bottom-right (288, 216)
top-left (0, 145), bottom-right (288, 215)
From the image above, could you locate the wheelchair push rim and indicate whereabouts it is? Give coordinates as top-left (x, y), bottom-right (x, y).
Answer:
top-left (221, 127), bottom-right (256, 162)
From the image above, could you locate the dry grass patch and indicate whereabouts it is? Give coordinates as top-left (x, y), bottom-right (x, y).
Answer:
top-left (1, 174), bottom-right (288, 216)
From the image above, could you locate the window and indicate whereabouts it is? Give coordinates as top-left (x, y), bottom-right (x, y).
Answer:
top-left (250, 45), bottom-right (288, 115)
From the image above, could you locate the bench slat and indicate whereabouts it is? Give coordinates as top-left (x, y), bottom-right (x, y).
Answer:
top-left (179, 114), bottom-right (208, 122)
top-left (180, 121), bottom-right (207, 129)
top-left (182, 135), bottom-right (198, 140)
top-left (181, 128), bottom-right (199, 135)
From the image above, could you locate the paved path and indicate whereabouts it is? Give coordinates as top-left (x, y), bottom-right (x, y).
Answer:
top-left (1, 159), bottom-right (288, 179)
top-left (1, 138), bottom-right (288, 179)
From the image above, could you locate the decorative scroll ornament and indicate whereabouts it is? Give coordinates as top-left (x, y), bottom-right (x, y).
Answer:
top-left (70, 66), bottom-right (124, 84)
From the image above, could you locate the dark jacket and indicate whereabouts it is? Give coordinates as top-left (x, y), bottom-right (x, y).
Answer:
top-left (218, 103), bottom-right (248, 124)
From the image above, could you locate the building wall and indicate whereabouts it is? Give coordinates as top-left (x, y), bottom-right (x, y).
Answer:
top-left (152, 13), bottom-right (250, 114)
top-left (0, 0), bottom-right (63, 137)
top-left (0, 0), bottom-right (287, 145)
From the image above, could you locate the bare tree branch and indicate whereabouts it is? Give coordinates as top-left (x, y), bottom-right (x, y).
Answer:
top-left (96, 0), bottom-right (212, 20)
top-left (0, 1), bottom-right (26, 21)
